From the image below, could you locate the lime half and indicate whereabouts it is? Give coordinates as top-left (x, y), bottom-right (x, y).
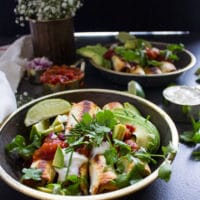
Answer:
top-left (24, 98), bottom-right (71, 127)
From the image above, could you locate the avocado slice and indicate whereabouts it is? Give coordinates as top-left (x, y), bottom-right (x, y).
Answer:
top-left (30, 120), bottom-right (50, 140)
top-left (112, 102), bottom-right (141, 117)
top-left (77, 44), bottom-right (111, 68)
top-left (52, 146), bottom-right (65, 168)
top-left (114, 113), bottom-right (160, 153)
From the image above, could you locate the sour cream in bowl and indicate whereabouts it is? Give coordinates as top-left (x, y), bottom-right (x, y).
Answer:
top-left (163, 85), bottom-right (200, 122)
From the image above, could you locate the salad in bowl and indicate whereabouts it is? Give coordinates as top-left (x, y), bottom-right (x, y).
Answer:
top-left (0, 89), bottom-right (178, 199)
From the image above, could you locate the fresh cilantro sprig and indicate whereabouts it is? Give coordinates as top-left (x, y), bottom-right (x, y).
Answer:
top-left (160, 43), bottom-right (184, 61)
top-left (21, 168), bottom-right (42, 181)
top-left (104, 138), bottom-right (176, 184)
top-left (180, 118), bottom-right (200, 160)
top-left (112, 157), bottom-right (145, 188)
top-left (180, 118), bottom-right (200, 143)
top-left (6, 134), bottom-right (42, 159)
top-left (158, 160), bottom-right (172, 182)
top-left (65, 110), bottom-right (117, 151)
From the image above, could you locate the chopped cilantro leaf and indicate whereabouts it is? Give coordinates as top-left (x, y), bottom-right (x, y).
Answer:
top-left (158, 160), bottom-right (172, 182)
top-left (21, 168), bottom-right (42, 181)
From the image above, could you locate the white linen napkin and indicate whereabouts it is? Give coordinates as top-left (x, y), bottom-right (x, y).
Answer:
top-left (0, 71), bottom-right (17, 123)
top-left (0, 35), bottom-right (33, 92)
top-left (0, 35), bottom-right (33, 124)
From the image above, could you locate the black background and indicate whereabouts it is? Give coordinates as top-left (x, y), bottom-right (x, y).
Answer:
top-left (0, 0), bottom-right (200, 36)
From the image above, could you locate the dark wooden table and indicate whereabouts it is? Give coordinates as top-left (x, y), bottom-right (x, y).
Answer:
top-left (1, 32), bottom-right (200, 200)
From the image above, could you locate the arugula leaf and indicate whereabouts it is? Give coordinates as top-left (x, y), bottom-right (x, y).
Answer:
top-left (21, 168), bottom-right (42, 181)
top-left (158, 160), bottom-right (172, 182)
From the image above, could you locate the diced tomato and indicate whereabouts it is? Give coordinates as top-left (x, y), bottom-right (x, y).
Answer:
top-left (40, 65), bottom-right (84, 85)
top-left (146, 47), bottom-right (160, 60)
top-left (126, 124), bottom-right (136, 132)
top-left (104, 49), bottom-right (115, 59)
top-left (33, 137), bottom-right (67, 161)
top-left (125, 139), bottom-right (139, 152)
top-left (124, 124), bottom-right (136, 140)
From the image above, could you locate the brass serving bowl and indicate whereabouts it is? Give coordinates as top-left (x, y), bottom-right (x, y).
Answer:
top-left (0, 89), bottom-right (179, 200)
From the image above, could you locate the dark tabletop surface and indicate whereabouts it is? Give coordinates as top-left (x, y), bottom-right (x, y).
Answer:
top-left (0, 32), bottom-right (200, 200)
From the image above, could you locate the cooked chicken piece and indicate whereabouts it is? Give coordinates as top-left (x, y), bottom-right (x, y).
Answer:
top-left (130, 65), bottom-right (145, 75)
top-left (144, 66), bottom-right (162, 74)
top-left (160, 61), bottom-right (176, 73)
top-left (111, 55), bottom-right (126, 72)
top-left (103, 102), bottom-right (123, 110)
top-left (66, 100), bottom-right (100, 132)
top-left (22, 160), bottom-right (56, 187)
top-left (79, 162), bottom-right (89, 195)
top-left (55, 151), bottom-right (89, 194)
top-left (31, 160), bottom-right (56, 184)
top-left (89, 154), bottom-right (118, 194)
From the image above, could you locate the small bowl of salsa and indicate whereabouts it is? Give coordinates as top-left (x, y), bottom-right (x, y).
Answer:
top-left (40, 61), bottom-right (85, 93)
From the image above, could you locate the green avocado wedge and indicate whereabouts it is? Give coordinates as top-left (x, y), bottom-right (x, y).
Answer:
top-left (112, 102), bottom-right (141, 117)
top-left (114, 113), bottom-right (160, 153)
top-left (76, 44), bottom-right (111, 68)
top-left (52, 146), bottom-right (65, 168)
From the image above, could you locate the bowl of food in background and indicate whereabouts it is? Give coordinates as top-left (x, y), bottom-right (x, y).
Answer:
top-left (0, 89), bottom-right (178, 200)
top-left (77, 33), bottom-right (196, 87)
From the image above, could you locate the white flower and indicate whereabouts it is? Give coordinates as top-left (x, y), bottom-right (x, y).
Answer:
top-left (15, 0), bottom-right (83, 26)
top-left (68, 0), bottom-right (73, 6)
top-left (62, 2), bottom-right (67, 8)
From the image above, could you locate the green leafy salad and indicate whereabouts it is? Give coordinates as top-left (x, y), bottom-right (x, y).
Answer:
top-left (77, 32), bottom-right (184, 75)
top-left (6, 98), bottom-right (176, 195)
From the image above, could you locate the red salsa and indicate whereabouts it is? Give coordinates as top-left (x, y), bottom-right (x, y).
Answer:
top-left (40, 65), bottom-right (84, 85)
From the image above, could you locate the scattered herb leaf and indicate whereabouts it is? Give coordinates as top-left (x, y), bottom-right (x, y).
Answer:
top-left (6, 134), bottom-right (42, 159)
top-left (21, 168), bottom-right (42, 181)
top-left (158, 160), bottom-right (172, 182)
top-left (180, 118), bottom-right (200, 144)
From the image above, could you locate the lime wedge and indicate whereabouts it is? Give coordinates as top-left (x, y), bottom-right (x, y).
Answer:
top-left (127, 80), bottom-right (145, 98)
top-left (24, 98), bottom-right (71, 127)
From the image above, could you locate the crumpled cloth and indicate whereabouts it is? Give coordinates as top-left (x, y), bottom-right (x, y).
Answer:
top-left (0, 71), bottom-right (17, 123)
top-left (0, 35), bottom-right (33, 124)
